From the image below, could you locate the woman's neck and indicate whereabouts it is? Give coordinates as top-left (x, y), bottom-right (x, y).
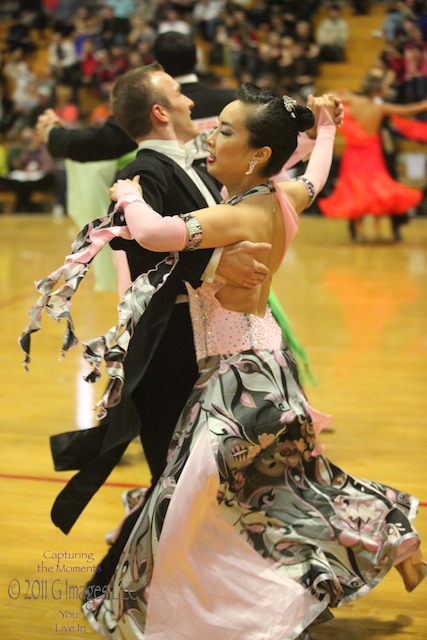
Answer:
top-left (224, 180), bottom-right (274, 205)
top-left (226, 176), bottom-right (269, 199)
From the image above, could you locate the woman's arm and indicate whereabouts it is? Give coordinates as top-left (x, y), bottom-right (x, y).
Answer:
top-left (113, 180), bottom-right (236, 250)
top-left (278, 94), bottom-right (343, 177)
top-left (277, 99), bottom-right (337, 213)
top-left (382, 98), bottom-right (427, 119)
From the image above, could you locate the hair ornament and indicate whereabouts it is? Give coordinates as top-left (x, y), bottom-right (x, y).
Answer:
top-left (282, 95), bottom-right (297, 118)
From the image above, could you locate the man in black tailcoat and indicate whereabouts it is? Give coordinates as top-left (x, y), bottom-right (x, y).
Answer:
top-left (48, 64), bottom-right (271, 598)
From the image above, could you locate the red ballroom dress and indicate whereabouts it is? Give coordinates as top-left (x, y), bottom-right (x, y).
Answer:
top-left (318, 113), bottom-right (422, 220)
top-left (391, 114), bottom-right (427, 143)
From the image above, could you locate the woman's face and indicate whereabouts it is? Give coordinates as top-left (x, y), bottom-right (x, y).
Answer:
top-left (206, 100), bottom-right (256, 183)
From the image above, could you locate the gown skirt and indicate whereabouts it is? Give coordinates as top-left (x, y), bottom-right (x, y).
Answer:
top-left (318, 115), bottom-right (423, 220)
top-left (84, 341), bottom-right (420, 640)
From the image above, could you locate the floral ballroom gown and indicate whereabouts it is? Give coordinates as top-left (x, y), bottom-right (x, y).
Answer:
top-left (78, 183), bottom-right (420, 640)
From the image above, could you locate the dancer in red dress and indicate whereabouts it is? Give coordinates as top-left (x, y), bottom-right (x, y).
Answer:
top-left (318, 74), bottom-right (427, 241)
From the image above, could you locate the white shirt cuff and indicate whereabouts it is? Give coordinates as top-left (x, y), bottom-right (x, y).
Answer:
top-left (201, 247), bottom-right (223, 282)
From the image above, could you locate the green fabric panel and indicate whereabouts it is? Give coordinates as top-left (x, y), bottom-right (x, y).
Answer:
top-left (268, 288), bottom-right (317, 386)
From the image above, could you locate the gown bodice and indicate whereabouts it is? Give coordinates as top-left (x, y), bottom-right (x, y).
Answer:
top-left (187, 180), bottom-right (299, 360)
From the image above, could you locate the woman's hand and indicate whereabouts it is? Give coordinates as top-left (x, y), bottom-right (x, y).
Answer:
top-left (109, 175), bottom-right (142, 203)
top-left (306, 93), bottom-right (343, 137)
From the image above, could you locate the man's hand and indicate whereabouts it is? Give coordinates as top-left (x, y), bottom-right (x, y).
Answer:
top-left (109, 176), bottom-right (142, 203)
top-left (36, 108), bottom-right (66, 142)
top-left (216, 241), bottom-right (271, 288)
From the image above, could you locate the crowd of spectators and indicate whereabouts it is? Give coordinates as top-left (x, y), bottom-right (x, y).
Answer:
top-left (0, 0), bottom-right (330, 143)
top-left (375, 0), bottom-right (427, 104)
top-left (0, 0), bottom-right (426, 213)
top-left (0, 0), bottom-right (328, 212)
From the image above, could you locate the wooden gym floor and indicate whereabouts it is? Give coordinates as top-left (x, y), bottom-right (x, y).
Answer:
top-left (0, 211), bottom-right (426, 639)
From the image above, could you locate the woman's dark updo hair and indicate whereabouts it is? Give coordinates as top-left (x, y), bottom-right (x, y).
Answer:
top-left (237, 83), bottom-right (315, 177)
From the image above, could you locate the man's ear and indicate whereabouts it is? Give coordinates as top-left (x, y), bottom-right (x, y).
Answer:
top-left (152, 103), bottom-right (169, 124)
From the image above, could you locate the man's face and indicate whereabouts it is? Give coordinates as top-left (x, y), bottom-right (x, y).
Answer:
top-left (151, 71), bottom-right (198, 143)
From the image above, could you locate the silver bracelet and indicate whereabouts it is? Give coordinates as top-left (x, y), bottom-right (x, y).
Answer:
top-left (292, 176), bottom-right (316, 206)
top-left (180, 213), bottom-right (203, 250)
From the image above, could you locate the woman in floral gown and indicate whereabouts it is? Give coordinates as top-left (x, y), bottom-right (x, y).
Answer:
top-left (77, 80), bottom-right (426, 639)
top-left (20, 75), bottom-right (426, 639)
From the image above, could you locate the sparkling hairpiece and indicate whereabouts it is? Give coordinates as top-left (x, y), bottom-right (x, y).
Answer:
top-left (282, 95), bottom-right (297, 118)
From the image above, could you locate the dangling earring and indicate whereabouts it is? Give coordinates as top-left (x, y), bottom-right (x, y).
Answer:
top-left (245, 160), bottom-right (257, 175)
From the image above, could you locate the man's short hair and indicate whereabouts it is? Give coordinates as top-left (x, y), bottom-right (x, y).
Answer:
top-left (111, 63), bottom-right (169, 140)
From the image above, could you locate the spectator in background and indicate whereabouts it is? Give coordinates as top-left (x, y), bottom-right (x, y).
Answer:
top-left (3, 46), bottom-right (36, 112)
top-left (3, 47), bottom-right (39, 137)
top-left (95, 5), bottom-right (126, 49)
top-left (278, 35), bottom-right (295, 86)
top-left (79, 37), bottom-right (98, 89)
top-left (269, 10), bottom-right (289, 38)
top-left (294, 19), bottom-right (318, 52)
top-left (47, 30), bottom-right (80, 103)
top-left (351, 0), bottom-right (371, 14)
top-left (51, 0), bottom-right (80, 34)
top-left (109, 42), bottom-right (129, 77)
top-left (135, 38), bottom-right (155, 66)
top-left (278, 0), bottom-right (300, 33)
top-left (252, 32), bottom-right (281, 83)
top-left (24, 84), bottom-right (55, 129)
top-left (192, 0), bottom-right (225, 42)
top-left (287, 40), bottom-right (319, 99)
top-left (127, 49), bottom-right (143, 69)
top-left (227, 7), bottom-right (259, 80)
top-left (35, 64), bottom-right (56, 101)
top-left (399, 20), bottom-right (427, 101)
top-left (294, 0), bottom-right (322, 22)
top-left (0, 81), bottom-right (16, 136)
top-left (52, 83), bottom-right (79, 126)
top-left (413, 0), bottom-right (427, 40)
top-left (157, 7), bottom-right (192, 35)
top-left (105, 0), bottom-right (136, 39)
top-left (402, 40), bottom-right (427, 102)
top-left (92, 48), bottom-right (120, 96)
top-left (89, 86), bottom-right (112, 126)
top-left (18, 0), bottom-right (50, 41)
top-left (0, 126), bottom-right (57, 212)
top-left (381, 0), bottom-right (407, 42)
top-left (70, 5), bottom-right (98, 57)
top-left (42, 0), bottom-right (59, 26)
top-left (396, 15), bottom-right (420, 47)
top-left (5, 11), bottom-right (39, 54)
top-left (127, 14), bottom-right (156, 50)
top-left (316, 3), bottom-right (349, 62)
top-left (208, 21), bottom-right (231, 66)
top-left (380, 40), bottom-right (406, 101)
top-left (132, 0), bottom-right (157, 23)
top-left (295, 19), bottom-right (320, 67)
top-left (152, 0), bottom-right (174, 25)
top-left (246, 0), bottom-right (270, 29)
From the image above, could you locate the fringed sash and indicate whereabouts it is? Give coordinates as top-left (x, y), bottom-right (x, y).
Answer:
top-left (18, 209), bottom-right (179, 418)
